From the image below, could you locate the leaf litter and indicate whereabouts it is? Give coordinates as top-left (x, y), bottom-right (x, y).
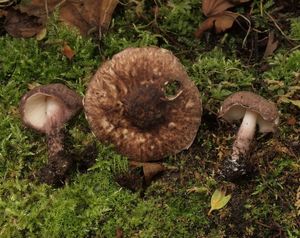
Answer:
top-left (263, 31), bottom-right (279, 59)
top-left (3, 0), bottom-right (119, 37)
top-left (208, 187), bottom-right (232, 215)
top-left (195, 0), bottom-right (251, 39)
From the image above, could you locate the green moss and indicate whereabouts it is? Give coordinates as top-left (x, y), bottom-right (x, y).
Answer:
top-left (262, 50), bottom-right (300, 110)
top-left (290, 17), bottom-right (300, 40)
top-left (263, 50), bottom-right (300, 85)
top-left (190, 48), bottom-right (255, 111)
top-left (0, 1), bottom-right (299, 237)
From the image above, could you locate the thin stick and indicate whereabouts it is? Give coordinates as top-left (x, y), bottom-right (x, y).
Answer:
top-left (44, 0), bottom-right (49, 18)
top-left (264, 10), bottom-right (297, 44)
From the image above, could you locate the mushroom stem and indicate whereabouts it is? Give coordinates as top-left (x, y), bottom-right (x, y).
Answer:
top-left (231, 110), bottom-right (257, 165)
top-left (39, 128), bottom-right (72, 186)
top-left (47, 127), bottom-right (64, 161)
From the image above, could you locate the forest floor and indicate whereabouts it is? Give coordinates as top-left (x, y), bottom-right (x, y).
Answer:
top-left (0, 0), bottom-right (299, 237)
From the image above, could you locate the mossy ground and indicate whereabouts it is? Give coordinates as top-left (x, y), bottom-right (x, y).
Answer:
top-left (0, 0), bottom-right (299, 237)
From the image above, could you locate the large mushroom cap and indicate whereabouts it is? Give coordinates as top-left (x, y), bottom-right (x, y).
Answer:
top-left (219, 91), bottom-right (279, 133)
top-left (84, 47), bottom-right (202, 161)
top-left (20, 83), bottom-right (82, 133)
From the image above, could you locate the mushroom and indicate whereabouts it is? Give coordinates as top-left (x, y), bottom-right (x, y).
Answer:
top-left (0, 0), bottom-right (14, 8)
top-left (219, 91), bottom-right (279, 179)
top-left (84, 47), bottom-right (202, 162)
top-left (19, 83), bottom-right (82, 185)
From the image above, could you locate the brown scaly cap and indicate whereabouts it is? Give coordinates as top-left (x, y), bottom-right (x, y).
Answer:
top-left (84, 47), bottom-right (202, 162)
top-left (219, 91), bottom-right (279, 132)
top-left (20, 83), bottom-right (82, 134)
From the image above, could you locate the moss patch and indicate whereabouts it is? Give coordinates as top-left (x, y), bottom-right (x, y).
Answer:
top-left (0, 1), bottom-right (299, 237)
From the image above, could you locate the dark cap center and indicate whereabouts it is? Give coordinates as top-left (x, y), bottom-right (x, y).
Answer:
top-left (123, 85), bottom-right (167, 130)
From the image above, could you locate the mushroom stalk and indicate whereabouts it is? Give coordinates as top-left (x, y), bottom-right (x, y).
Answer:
top-left (38, 128), bottom-right (72, 186)
top-left (47, 127), bottom-right (64, 161)
top-left (220, 110), bottom-right (258, 180)
top-left (219, 91), bottom-right (279, 180)
top-left (19, 83), bottom-right (82, 186)
top-left (232, 110), bottom-right (257, 161)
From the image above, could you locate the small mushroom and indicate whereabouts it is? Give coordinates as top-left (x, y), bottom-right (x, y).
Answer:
top-left (0, 0), bottom-right (15, 8)
top-left (84, 47), bottom-right (202, 162)
top-left (219, 91), bottom-right (279, 180)
top-left (19, 83), bottom-right (82, 185)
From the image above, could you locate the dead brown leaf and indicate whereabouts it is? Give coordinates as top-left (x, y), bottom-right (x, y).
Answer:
top-left (196, 0), bottom-right (251, 39)
top-left (36, 27), bottom-right (47, 40)
top-left (4, 0), bottom-right (119, 37)
top-left (195, 11), bottom-right (238, 38)
top-left (18, 0), bottom-right (61, 18)
top-left (115, 227), bottom-right (123, 238)
top-left (62, 42), bottom-right (75, 60)
top-left (115, 161), bottom-right (165, 191)
top-left (263, 31), bottom-right (279, 59)
top-left (202, 0), bottom-right (235, 16)
top-left (202, 0), bottom-right (250, 16)
top-left (129, 161), bottom-right (166, 185)
top-left (4, 8), bottom-right (44, 37)
top-left (287, 116), bottom-right (297, 126)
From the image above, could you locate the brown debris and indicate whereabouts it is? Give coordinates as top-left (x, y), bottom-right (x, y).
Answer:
top-left (195, 11), bottom-right (238, 39)
top-left (4, 8), bottom-right (44, 37)
top-left (4, 0), bottom-right (119, 37)
top-left (62, 42), bottom-right (75, 60)
top-left (129, 161), bottom-right (166, 185)
top-left (202, 0), bottom-right (236, 16)
top-left (115, 161), bottom-right (165, 191)
top-left (115, 227), bottom-right (124, 238)
top-left (196, 0), bottom-right (251, 39)
top-left (263, 31), bottom-right (279, 59)
top-left (287, 116), bottom-right (297, 126)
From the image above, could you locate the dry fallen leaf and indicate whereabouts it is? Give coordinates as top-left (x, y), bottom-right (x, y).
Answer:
top-left (129, 161), bottom-right (166, 185)
top-left (287, 116), bottom-right (297, 126)
top-left (115, 227), bottom-right (123, 238)
top-left (36, 27), bottom-right (47, 40)
top-left (195, 11), bottom-right (238, 38)
top-left (263, 31), bottom-right (279, 59)
top-left (196, 0), bottom-right (251, 39)
top-left (4, 8), bottom-right (43, 37)
top-left (115, 161), bottom-right (165, 191)
top-left (202, 0), bottom-right (235, 16)
top-left (62, 42), bottom-right (75, 60)
top-left (208, 188), bottom-right (232, 215)
top-left (4, 0), bottom-right (119, 37)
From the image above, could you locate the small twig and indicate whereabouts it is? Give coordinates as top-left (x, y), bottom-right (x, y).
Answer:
top-left (284, 44), bottom-right (300, 58)
top-left (235, 13), bottom-right (252, 48)
top-left (256, 220), bottom-right (272, 229)
top-left (264, 10), bottom-right (297, 44)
